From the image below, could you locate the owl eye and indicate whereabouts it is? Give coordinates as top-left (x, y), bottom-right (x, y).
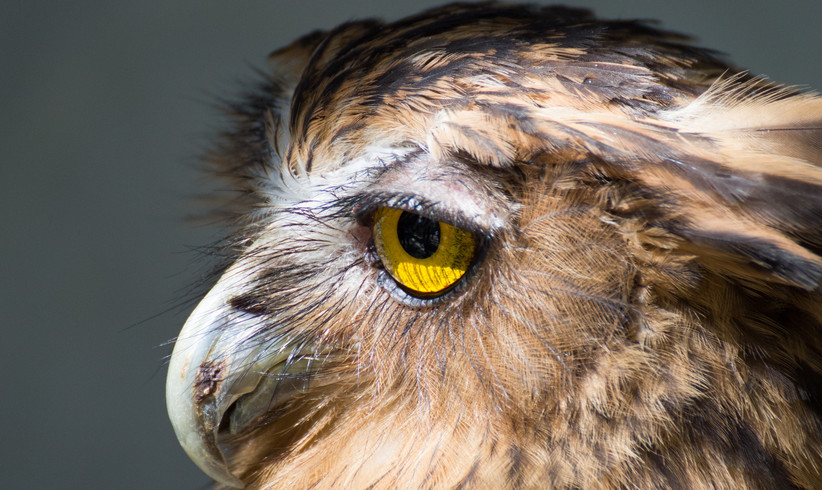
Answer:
top-left (372, 207), bottom-right (477, 297)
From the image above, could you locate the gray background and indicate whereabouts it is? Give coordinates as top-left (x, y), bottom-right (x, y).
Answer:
top-left (3, 1), bottom-right (820, 488)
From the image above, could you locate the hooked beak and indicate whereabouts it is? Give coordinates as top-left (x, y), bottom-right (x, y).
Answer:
top-left (165, 268), bottom-right (315, 487)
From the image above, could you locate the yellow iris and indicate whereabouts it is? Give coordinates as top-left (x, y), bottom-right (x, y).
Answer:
top-left (373, 207), bottom-right (476, 295)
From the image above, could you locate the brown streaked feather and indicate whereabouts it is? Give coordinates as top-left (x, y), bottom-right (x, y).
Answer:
top-left (191, 3), bottom-right (822, 488)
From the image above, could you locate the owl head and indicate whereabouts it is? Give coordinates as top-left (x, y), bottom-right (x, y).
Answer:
top-left (167, 4), bottom-right (822, 488)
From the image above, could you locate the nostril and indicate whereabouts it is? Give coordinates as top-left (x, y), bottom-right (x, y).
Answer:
top-left (194, 360), bottom-right (227, 406)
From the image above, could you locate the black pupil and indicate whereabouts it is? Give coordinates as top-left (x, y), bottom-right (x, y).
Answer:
top-left (397, 211), bottom-right (440, 259)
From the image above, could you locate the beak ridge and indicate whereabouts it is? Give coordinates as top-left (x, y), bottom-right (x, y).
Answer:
top-left (166, 271), bottom-right (263, 488)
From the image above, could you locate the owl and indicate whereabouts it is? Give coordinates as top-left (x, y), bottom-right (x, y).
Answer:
top-left (166, 3), bottom-right (822, 488)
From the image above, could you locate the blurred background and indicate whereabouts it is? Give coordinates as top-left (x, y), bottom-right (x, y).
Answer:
top-left (2, 1), bottom-right (820, 488)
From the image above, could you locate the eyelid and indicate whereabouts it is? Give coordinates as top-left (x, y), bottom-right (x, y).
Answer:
top-left (351, 192), bottom-right (493, 237)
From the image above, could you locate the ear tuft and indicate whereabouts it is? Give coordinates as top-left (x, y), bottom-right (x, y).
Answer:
top-left (643, 75), bottom-right (822, 291)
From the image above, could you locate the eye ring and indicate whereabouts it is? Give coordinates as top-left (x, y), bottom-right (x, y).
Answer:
top-left (372, 207), bottom-right (478, 298)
